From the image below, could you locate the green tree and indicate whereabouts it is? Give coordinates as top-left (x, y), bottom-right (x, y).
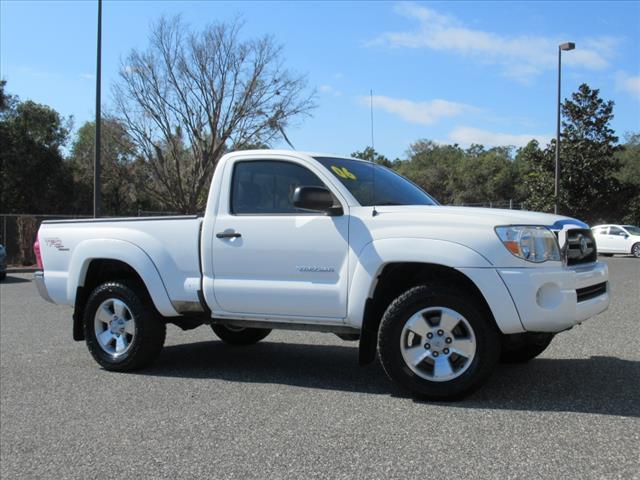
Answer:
top-left (519, 140), bottom-right (555, 212)
top-left (69, 119), bottom-right (141, 216)
top-left (391, 140), bottom-right (518, 206)
top-left (561, 84), bottom-right (621, 221)
top-left (451, 146), bottom-right (517, 206)
top-left (0, 79), bottom-right (16, 112)
top-left (0, 82), bottom-right (74, 214)
top-left (395, 140), bottom-right (464, 204)
top-left (351, 147), bottom-right (393, 167)
top-left (524, 84), bottom-right (621, 222)
top-left (614, 132), bottom-right (640, 224)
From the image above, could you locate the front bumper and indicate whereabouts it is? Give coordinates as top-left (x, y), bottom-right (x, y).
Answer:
top-left (498, 261), bottom-right (610, 332)
top-left (34, 271), bottom-right (54, 303)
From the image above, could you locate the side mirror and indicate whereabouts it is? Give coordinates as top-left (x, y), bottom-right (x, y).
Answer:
top-left (293, 186), bottom-right (342, 216)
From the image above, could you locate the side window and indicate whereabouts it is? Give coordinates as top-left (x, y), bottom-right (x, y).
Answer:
top-left (609, 226), bottom-right (624, 236)
top-left (594, 227), bottom-right (608, 235)
top-left (231, 160), bottom-right (327, 214)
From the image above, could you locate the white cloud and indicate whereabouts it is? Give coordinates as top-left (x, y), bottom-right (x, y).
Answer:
top-left (448, 126), bottom-right (552, 147)
top-left (362, 95), bottom-right (475, 125)
top-left (615, 71), bottom-right (640, 101)
top-left (319, 84), bottom-right (342, 96)
top-left (80, 73), bottom-right (95, 80)
top-left (370, 2), bottom-right (619, 83)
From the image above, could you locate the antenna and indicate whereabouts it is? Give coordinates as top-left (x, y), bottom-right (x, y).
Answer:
top-left (370, 89), bottom-right (378, 217)
top-left (370, 89), bottom-right (375, 150)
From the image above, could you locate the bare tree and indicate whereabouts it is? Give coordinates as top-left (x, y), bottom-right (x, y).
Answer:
top-left (113, 16), bottom-right (315, 213)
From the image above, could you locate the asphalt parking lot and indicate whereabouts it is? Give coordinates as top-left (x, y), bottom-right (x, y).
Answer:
top-left (1, 257), bottom-right (638, 479)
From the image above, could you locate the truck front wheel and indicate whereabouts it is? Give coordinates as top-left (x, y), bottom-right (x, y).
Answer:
top-left (84, 281), bottom-right (166, 371)
top-left (211, 325), bottom-right (271, 345)
top-left (378, 284), bottom-right (501, 400)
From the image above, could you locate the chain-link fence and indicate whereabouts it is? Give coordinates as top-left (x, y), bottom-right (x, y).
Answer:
top-left (136, 209), bottom-right (181, 216)
top-left (0, 214), bottom-right (92, 266)
top-left (0, 211), bottom-right (186, 266)
top-left (454, 200), bottom-right (523, 210)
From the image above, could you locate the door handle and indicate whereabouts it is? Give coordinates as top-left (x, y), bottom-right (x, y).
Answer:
top-left (216, 231), bottom-right (242, 239)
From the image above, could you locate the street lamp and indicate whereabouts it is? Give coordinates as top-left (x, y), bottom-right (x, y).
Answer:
top-left (554, 41), bottom-right (575, 215)
top-left (94, 0), bottom-right (102, 218)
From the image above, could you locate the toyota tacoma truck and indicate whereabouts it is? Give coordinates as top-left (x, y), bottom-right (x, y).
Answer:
top-left (34, 150), bottom-right (610, 399)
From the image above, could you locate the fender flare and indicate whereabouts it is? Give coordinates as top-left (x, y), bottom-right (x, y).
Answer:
top-left (347, 237), bottom-right (521, 331)
top-left (67, 238), bottom-right (178, 317)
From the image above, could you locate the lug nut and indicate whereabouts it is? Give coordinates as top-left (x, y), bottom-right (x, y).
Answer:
top-left (437, 330), bottom-right (444, 336)
top-left (424, 343), bottom-right (431, 350)
top-left (426, 332), bottom-right (433, 339)
top-left (445, 337), bottom-right (452, 344)
top-left (432, 351), bottom-right (439, 357)
top-left (443, 348), bottom-right (449, 354)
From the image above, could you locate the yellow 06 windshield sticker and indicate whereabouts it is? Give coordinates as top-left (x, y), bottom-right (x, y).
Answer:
top-left (331, 166), bottom-right (357, 180)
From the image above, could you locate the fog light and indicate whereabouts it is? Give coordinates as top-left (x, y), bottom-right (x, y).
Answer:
top-left (536, 283), bottom-right (562, 309)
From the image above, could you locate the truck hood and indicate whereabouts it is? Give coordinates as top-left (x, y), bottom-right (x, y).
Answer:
top-left (373, 205), bottom-right (588, 230)
top-left (354, 205), bottom-right (590, 268)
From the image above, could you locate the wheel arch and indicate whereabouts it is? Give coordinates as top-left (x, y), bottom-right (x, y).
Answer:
top-left (348, 238), bottom-right (494, 330)
top-left (357, 261), bottom-right (500, 365)
top-left (69, 240), bottom-right (178, 340)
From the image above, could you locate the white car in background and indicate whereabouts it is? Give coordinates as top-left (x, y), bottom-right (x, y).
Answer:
top-left (591, 224), bottom-right (640, 258)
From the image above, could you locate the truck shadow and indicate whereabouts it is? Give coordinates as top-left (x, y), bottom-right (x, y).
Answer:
top-left (144, 340), bottom-right (639, 418)
top-left (1, 275), bottom-right (32, 284)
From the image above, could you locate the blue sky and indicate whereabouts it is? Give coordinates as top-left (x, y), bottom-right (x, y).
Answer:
top-left (1, 0), bottom-right (639, 159)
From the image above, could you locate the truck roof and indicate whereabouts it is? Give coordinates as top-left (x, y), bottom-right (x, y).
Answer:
top-left (226, 149), bottom-right (366, 163)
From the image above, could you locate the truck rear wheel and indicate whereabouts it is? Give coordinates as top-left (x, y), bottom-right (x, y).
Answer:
top-left (84, 281), bottom-right (166, 371)
top-left (211, 324), bottom-right (271, 345)
top-left (500, 333), bottom-right (554, 363)
top-left (378, 284), bottom-right (500, 400)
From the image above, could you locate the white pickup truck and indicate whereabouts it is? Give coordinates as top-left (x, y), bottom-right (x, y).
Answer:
top-left (34, 150), bottom-right (610, 399)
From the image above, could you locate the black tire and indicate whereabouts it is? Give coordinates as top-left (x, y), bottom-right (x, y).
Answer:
top-left (0, 271), bottom-right (6, 281)
top-left (631, 243), bottom-right (640, 258)
top-left (211, 324), bottom-right (271, 345)
top-left (500, 333), bottom-right (554, 363)
top-left (84, 281), bottom-right (166, 371)
top-left (378, 284), bottom-right (501, 401)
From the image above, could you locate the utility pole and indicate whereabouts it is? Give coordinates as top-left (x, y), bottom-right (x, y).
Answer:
top-left (94, 0), bottom-right (102, 218)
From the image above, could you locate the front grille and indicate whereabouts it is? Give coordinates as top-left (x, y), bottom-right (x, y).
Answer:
top-left (565, 229), bottom-right (597, 266)
top-left (576, 282), bottom-right (607, 302)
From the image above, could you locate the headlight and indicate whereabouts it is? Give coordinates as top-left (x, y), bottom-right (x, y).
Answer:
top-left (495, 226), bottom-right (561, 263)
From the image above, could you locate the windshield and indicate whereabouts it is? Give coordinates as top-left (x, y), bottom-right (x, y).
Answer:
top-left (315, 157), bottom-right (437, 206)
top-left (623, 225), bottom-right (640, 235)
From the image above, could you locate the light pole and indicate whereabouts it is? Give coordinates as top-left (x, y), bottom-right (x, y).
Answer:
top-left (554, 41), bottom-right (575, 215)
top-left (94, 0), bottom-right (102, 218)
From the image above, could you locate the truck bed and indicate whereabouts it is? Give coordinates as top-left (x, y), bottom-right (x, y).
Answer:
top-left (38, 216), bottom-right (203, 315)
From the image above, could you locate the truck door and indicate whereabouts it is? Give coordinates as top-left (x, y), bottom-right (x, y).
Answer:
top-left (211, 158), bottom-right (349, 320)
